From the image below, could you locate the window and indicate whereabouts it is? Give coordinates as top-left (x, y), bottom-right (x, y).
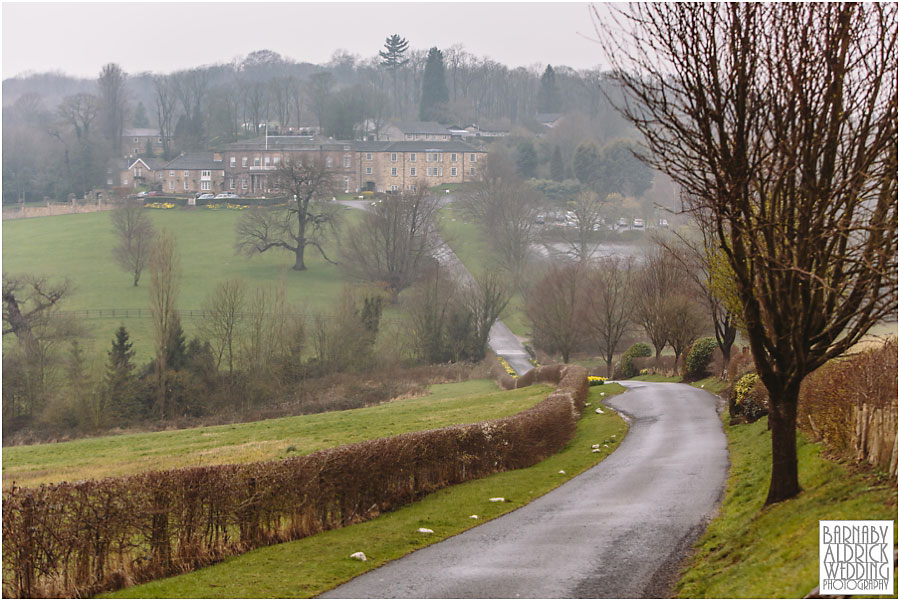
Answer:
top-left (427, 167), bottom-right (442, 177)
top-left (169, 180), bottom-right (174, 190)
top-left (365, 152), bottom-right (373, 160)
top-left (390, 152), bottom-right (397, 162)
top-left (242, 157), bottom-right (248, 167)
top-left (169, 170), bottom-right (175, 177)
top-left (264, 156), bottom-right (270, 166)
top-left (158, 137), bottom-right (162, 143)
top-left (410, 167), bottom-right (417, 177)
top-left (133, 137), bottom-right (139, 143)
top-left (273, 156), bottom-right (280, 165)
top-left (426, 152), bottom-right (441, 162)
top-left (343, 145), bottom-right (351, 151)
top-left (343, 176), bottom-right (350, 192)
top-left (408, 185), bottom-right (416, 192)
top-left (230, 178), bottom-right (235, 189)
top-left (133, 148), bottom-right (139, 155)
top-left (391, 167), bottom-right (398, 176)
top-left (451, 167), bottom-right (457, 177)
top-left (201, 170), bottom-right (211, 178)
top-left (469, 167), bottom-right (476, 176)
top-left (409, 152), bottom-right (417, 162)
top-left (230, 156), bottom-right (236, 168)
top-left (242, 177), bottom-right (248, 189)
top-left (253, 157), bottom-right (261, 167)
top-left (469, 153), bottom-right (477, 162)
top-left (343, 155), bottom-right (351, 169)
top-left (184, 181), bottom-right (189, 190)
top-left (365, 167), bottom-right (372, 175)
top-left (107, 177), bottom-right (114, 185)
top-left (201, 181), bottom-right (211, 191)
top-left (390, 185), bottom-right (398, 192)
top-left (134, 167), bottom-right (142, 177)
top-left (326, 156), bottom-right (333, 168)
top-left (450, 153), bottom-right (457, 162)
top-left (184, 170), bottom-right (189, 177)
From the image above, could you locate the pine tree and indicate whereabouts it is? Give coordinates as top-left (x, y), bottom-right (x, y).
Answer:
top-left (133, 101), bottom-right (150, 129)
top-left (419, 47), bottom-right (449, 121)
top-left (106, 325), bottom-right (138, 419)
top-left (516, 139), bottom-right (538, 178)
top-left (550, 145), bottom-right (565, 181)
top-left (379, 34), bottom-right (410, 115)
top-left (573, 141), bottom-right (602, 185)
top-left (537, 65), bottom-right (561, 113)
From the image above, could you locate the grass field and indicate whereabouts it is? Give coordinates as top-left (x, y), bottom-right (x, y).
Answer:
top-left (2, 379), bottom-right (554, 489)
top-left (104, 383), bottom-right (628, 598)
top-left (436, 206), bottom-right (530, 337)
top-left (2, 207), bottom-right (370, 361)
top-left (675, 416), bottom-right (897, 598)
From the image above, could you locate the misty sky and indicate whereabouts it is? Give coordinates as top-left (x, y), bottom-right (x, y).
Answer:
top-left (2, 2), bottom-right (610, 79)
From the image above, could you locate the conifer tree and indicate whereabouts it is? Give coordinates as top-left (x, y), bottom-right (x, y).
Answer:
top-left (379, 34), bottom-right (410, 115)
top-left (550, 145), bottom-right (565, 181)
top-left (420, 47), bottom-right (449, 121)
top-left (105, 325), bottom-right (138, 419)
top-left (537, 64), bottom-right (561, 113)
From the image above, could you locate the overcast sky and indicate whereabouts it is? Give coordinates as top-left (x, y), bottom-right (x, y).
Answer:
top-left (2, 2), bottom-right (610, 79)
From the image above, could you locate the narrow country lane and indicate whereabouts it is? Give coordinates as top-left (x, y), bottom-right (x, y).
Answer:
top-left (319, 381), bottom-right (728, 599)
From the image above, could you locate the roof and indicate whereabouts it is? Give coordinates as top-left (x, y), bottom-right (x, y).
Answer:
top-left (355, 140), bottom-right (485, 153)
top-left (123, 128), bottom-right (161, 137)
top-left (128, 157), bottom-right (166, 171)
top-left (535, 113), bottom-right (562, 124)
top-left (221, 136), bottom-right (348, 152)
top-left (388, 121), bottom-right (452, 135)
top-left (164, 152), bottom-right (221, 170)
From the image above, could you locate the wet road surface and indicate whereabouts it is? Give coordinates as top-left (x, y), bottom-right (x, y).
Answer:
top-left (319, 381), bottom-right (728, 598)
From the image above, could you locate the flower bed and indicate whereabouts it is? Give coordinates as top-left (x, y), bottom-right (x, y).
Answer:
top-left (144, 202), bottom-right (176, 209)
top-left (587, 375), bottom-right (608, 386)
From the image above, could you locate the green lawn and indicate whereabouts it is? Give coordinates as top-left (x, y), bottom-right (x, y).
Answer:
top-left (675, 416), bottom-right (897, 598)
top-left (3, 379), bottom-right (551, 488)
top-left (2, 207), bottom-right (367, 361)
top-left (104, 384), bottom-right (628, 598)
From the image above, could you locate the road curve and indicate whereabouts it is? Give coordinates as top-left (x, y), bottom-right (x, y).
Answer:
top-left (319, 381), bottom-right (729, 599)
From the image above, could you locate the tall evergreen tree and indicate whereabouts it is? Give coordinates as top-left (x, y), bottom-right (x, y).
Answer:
top-left (379, 34), bottom-right (410, 115)
top-left (105, 325), bottom-right (138, 419)
top-left (132, 101), bottom-right (149, 129)
top-left (550, 145), bottom-right (565, 181)
top-left (573, 141), bottom-right (602, 185)
top-left (537, 64), bottom-right (561, 113)
top-left (419, 47), bottom-right (449, 121)
top-left (515, 139), bottom-right (538, 178)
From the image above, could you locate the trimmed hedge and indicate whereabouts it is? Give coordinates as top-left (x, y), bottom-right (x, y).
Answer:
top-left (618, 342), bottom-right (652, 379)
top-left (683, 337), bottom-right (718, 380)
top-left (2, 366), bottom-right (587, 598)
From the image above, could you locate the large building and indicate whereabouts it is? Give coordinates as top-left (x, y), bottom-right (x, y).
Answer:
top-left (220, 135), bottom-right (486, 196)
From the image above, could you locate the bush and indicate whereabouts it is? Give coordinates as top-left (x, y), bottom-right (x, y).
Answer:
top-left (683, 337), bottom-right (718, 380)
top-left (729, 373), bottom-right (768, 422)
top-left (618, 342), bottom-right (652, 379)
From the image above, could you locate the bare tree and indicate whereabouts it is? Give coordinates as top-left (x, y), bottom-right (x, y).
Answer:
top-left (556, 189), bottom-right (605, 262)
top-left (583, 257), bottom-right (635, 377)
top-left (97, 63), bottom-right (128, 154)
top-left (152, 75), bottom-right (177, 159)
top-left (597, 3), bottom-right (898, 503)
top-left (461, 269), bottom-right (512, 362)
top-left (199, 279), bottom-right (246, 378)
top-left (340, 189), bottom-right (442, 302)
top-left (111, 200), bottom-right (156, 286)
top-left (235, 156), bottom-right (339, 271)
top-left (663, 293), bottom-right (707, 370)
top-left (524, 263), bottom-right (589, 363)
top-left (632, 248), bottom-right (680, 361)
top-left (148, 228), bottom-right (181, 420)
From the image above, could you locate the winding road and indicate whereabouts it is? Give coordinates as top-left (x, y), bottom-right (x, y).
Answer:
top-left (319, 381), bottom-right (729, 599)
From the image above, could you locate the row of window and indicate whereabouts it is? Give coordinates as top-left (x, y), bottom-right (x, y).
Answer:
top-left (227, 152), bottom-right (479, 168)
top-left (384, 166), bottom-right (475, 177)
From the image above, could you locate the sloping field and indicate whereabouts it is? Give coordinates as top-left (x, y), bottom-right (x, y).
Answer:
top-left (2, 379), bottom-right (551, 489)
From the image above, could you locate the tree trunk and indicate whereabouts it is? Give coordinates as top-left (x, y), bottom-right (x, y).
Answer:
top-left (765, 388), bottom-right (801, 504)
top-left (293, 246), bottom-right (306, 271)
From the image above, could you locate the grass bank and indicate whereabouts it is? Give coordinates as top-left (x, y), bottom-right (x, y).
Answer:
top-left (3, 379), bottom-right (550, 488)
top-left (104, 384), bottom-right (627, 598)
top-left (675, 416), bottom-right (897, 598)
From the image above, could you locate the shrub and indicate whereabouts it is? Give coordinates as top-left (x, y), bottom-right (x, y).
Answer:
top-left (618, 342), bottom-right (652, 379)
top-left (729, 373), bottom-right (768, 422)
top-left (683, 337), bottom-right (718, 381)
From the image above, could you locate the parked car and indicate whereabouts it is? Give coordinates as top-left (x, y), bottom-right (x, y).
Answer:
top-left (616, 217), bottom-right (628, 227)
top-left (215, 192), bottom-right (238, 199)
top-left (147, 191), bottom-right (165, 197)
top-left (197, 193), bottom-right (216, 200)
top-left (633, 218), bottom-right (645, 229)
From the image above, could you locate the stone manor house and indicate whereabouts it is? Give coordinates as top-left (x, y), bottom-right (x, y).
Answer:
top-left (115, 122), bottom-right (487, 196)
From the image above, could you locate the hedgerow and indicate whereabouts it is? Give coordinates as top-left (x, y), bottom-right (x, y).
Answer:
top-left (2, 365), bottom-right (588, 598)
